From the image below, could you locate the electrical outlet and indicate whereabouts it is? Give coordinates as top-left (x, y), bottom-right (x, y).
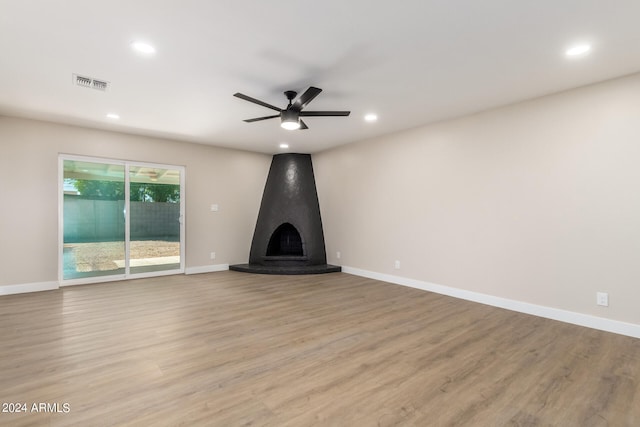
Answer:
top-left (210, 204), bottom-right (219, 212)
top-left (394, 260), bottom-right (400, 269)
top-left (336, 251), bottom-right (341, 259)
top-left (210, 252), bottom-right (216, 260)
top-left (596, 292), bottom-right (608, 307)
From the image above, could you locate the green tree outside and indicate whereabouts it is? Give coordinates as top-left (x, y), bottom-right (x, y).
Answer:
top-left (69, 179), bottom-right (179, 203)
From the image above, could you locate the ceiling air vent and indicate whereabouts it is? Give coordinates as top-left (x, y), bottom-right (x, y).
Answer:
top-left (73, 74), bottom-right (109, 91)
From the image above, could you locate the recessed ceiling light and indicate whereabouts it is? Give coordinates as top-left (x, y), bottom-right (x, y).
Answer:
top-left (106, 113), bottom-right (120, 119)
top-left (131, 41), bottom-right (156, 55)
top-left (565, 44), bottom-right (591, 57)
top-left (364, 113), bottom-right (378, 122)
top-left (279, 143), bottom-right (289, 149)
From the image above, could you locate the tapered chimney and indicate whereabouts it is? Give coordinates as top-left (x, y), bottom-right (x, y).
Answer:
top-left (230, 153), bottom-right (340, 274)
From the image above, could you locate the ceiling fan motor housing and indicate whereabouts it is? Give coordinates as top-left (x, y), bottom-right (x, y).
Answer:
top-left (280, 109), bottom-right (300, 129)
top-left (281, 109), bottom-right (299, 122)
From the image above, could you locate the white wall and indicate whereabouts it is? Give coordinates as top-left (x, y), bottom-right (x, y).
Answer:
top-left (0, 116), bottom-right (270, 287)
top-left (314, 72), bottom-right (640, 327)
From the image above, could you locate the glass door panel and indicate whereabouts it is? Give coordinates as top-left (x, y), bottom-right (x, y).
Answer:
top-left (128, 166), bottom-right (182, 275)
top-left (63, 160), bottom-right (125, 280)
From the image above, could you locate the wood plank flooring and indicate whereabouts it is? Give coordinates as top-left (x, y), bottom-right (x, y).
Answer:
top-left (1, 271), bottom-right (639, 426)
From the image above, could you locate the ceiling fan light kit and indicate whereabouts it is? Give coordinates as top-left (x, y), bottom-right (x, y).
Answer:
top-left (234, 86), bottom-right (350, 131)
top-left (280, 110), bottom-right (301, 130)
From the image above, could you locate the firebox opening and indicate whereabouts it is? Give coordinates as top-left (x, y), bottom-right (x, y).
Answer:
top-left (266, 223), bottom-right (303, 256)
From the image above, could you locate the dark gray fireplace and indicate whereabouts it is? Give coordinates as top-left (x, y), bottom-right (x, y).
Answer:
top-left (230, 153), bottom-right (340, 274)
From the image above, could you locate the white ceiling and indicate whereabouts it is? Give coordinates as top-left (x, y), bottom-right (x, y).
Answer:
top-left (1, 1), bottom-right (640, 154)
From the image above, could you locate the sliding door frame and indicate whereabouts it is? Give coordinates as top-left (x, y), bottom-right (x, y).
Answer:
top-left (58, 154), bottom-right (186, 286)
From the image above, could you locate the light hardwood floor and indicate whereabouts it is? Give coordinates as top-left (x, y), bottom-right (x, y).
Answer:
top-left (1, 271), bottom-right (639, 426)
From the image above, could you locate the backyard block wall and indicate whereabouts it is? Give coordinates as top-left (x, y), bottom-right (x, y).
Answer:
top-left (64, 197), bottom-right (180, 242)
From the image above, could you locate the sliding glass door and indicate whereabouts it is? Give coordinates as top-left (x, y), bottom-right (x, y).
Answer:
top-left (60, 155), bottom-right (184, 284)
top-left (128, 165), bottom-right (182, 275)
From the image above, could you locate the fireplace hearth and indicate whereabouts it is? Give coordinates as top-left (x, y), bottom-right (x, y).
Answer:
top-left (230, 153), bottom-right (340, 275)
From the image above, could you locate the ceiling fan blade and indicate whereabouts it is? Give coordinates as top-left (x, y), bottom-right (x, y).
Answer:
top-left (243, 114), bottom-right (281, 123)
top-left (234, 93), bottom-right (282, 112)
top-left (299, 111), bottom-right (351, 117)
top-left (299, 120), bottom-right (309, 130)
top-left (291, 87), bottom-right (322, 111)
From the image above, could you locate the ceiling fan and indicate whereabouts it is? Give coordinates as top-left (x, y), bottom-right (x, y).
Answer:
top-left (233, 86), bottom-right (350, 130)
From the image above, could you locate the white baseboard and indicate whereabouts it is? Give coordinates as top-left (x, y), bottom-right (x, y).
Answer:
top-left (0, 281), bottom-right (59, 296)
top-left (185, 264), bottom-right (230, 275)
top-left (342, 266), bottom-right (640, 339)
